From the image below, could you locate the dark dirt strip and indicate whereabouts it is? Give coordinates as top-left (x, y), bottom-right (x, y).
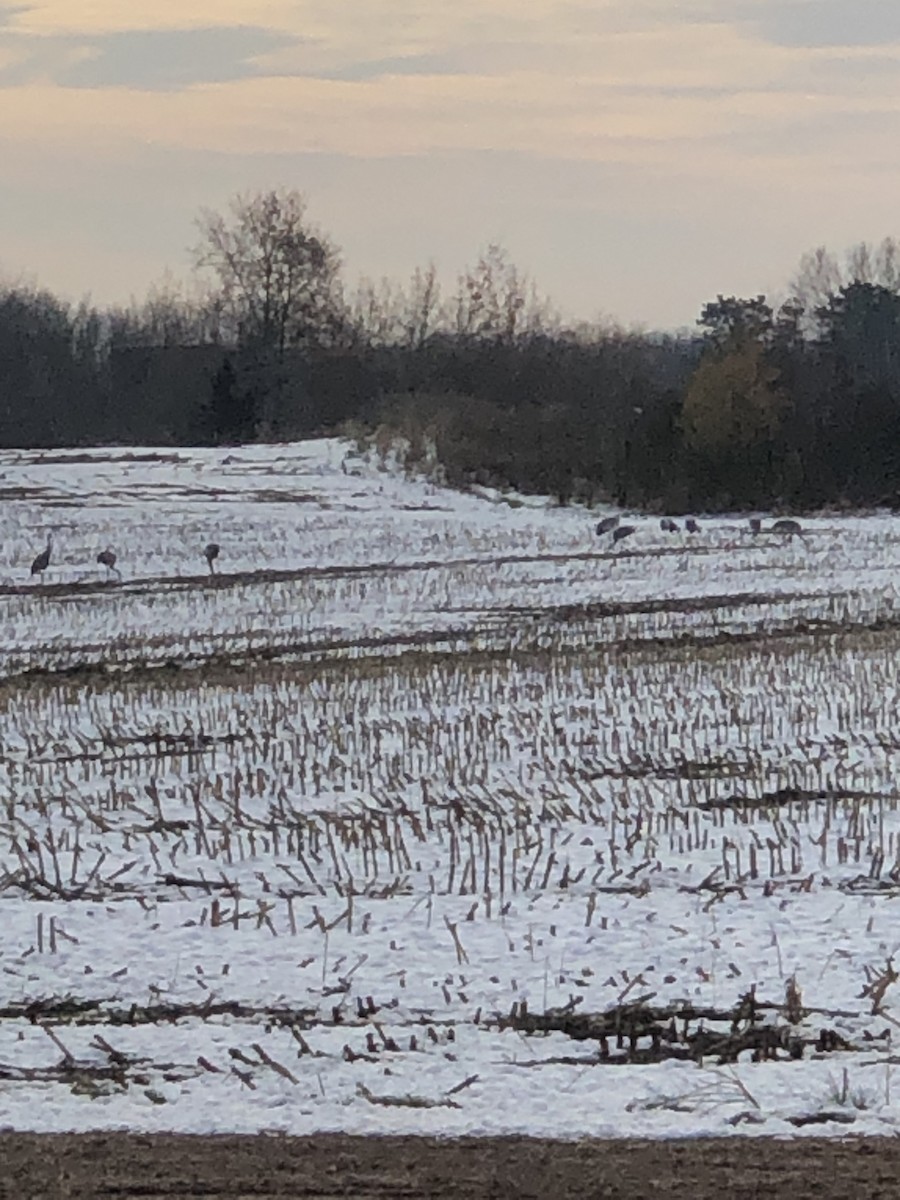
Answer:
top-left (0, 537), bottom-right (788, 602)
top-left (0, 587), bottom-right (866, 693)
top-left (1, 1133), bottom-right (898, 1200)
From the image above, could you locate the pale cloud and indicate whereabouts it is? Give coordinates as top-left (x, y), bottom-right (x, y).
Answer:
top-left (730, 0), bottom-right (900, 48)
top-left (3, 0), bottom-right (563, 41)
top-left (258, 21), bottom-right (787, 90)
top-left (0, 25), bottom-right (298, 89)
top-left (0, 30), bottom-right (891, 165)
top-left (0, 72), bottom-right (767, 160)
top-left (3, 1), bottom-right (301, 34)
top-left (0, 45), bottom-right (21, 70)
top-left (2, 0), bottom-right (900, 327)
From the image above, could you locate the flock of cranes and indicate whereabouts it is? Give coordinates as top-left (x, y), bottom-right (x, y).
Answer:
top-left (29, 536), bottom-right (221, 583)
top-left (25, 515), bottom-right (804, 584)
top-left (595, 515), bottom-right (805, 544)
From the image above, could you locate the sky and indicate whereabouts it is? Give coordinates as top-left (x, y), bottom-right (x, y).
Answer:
top-left (2, 1), bottom-right (900, 330)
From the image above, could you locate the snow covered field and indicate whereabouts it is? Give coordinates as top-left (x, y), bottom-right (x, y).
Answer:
top-left (3, 439), bottom-right (900, 1138)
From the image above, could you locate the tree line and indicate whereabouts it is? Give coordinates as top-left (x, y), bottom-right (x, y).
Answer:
top-left (4, 187), bottom-right (900, 512)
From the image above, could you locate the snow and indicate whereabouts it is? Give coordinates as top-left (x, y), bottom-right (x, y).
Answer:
top-left (2, 437), bottom-right (900, 1138)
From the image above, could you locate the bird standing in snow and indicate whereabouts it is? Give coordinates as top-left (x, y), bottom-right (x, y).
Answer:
top-left (31, 534), bottom-right (52, 581)
top-left (595, 515), bottom-right (620, 536)
top-left (204, 542), bottom-right (221, 574)
top-left (772, 518), bottom-right (804, 540)
top-left (97, 548), bottom-right (121, 580)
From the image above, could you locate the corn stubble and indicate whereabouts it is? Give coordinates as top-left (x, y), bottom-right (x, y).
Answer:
top-left (4, 557), bottom-right (900, 1114)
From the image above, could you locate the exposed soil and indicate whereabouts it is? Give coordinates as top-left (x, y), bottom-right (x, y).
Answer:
top-left (2, 1133), bottom-right (900, 1199)
top-left (0, 582), bottom-right (870, 694)
top-left (0, 554), bottom-right (816, 602)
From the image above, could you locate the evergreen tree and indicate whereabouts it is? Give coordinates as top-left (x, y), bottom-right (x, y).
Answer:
top-left (200, 357), bottom-right (258, 443)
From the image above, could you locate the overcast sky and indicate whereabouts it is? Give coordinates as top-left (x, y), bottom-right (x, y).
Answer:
top-left (2, 0), bottom-right (899, 329)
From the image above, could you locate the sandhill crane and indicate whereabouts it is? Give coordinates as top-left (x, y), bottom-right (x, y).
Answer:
top-left (97, 548), bottom-right (121, 580)
top-left (772, 518), bottom-right (803, 539)
top-left (613, 524), bottom-right (636, 544)
top-left (31, 534), bottom-right (52, 581)
top-left (660, 518), bottom-right (679, 532)
top-left (595, 515), bottom-right (620, 536)
top-left (204, 542), bottom-right (221, 574)
top-left (749, 518), bottom-right (762, 535)
top-left (684, 518), bottom-right (700, 533)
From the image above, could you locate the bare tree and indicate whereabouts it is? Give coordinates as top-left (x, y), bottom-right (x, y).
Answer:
top-left (403, 261), bottom-right (441, 349)
top-left (846, 241), bottom-right (875, 285)
top-left (350, 275), bottom-right (403, 348)
top-left (790, 238), bottom-right (900, 335)
top-left (874, 238), bottom-right (900, 291)
top-left (789, 246), bottom-right (843, 322)
top-left (193, 189), bottom-right (344, 355)
top-left (452, 244), bottom-right (529, 340)
top-left (351, 261), bottom-right (443, 350)
top-left (105, 274), bottom-right (215, 350)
